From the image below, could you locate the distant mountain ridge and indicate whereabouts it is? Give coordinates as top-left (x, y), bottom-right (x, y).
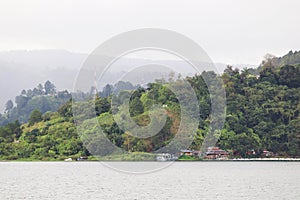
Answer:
top-left (0, 49), bottom-right (257, 112)
top-left (0, 49), bottom-right (87, 70)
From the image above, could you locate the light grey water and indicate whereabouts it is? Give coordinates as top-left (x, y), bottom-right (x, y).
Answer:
top-left (0, 162), bottom-right (299, 200)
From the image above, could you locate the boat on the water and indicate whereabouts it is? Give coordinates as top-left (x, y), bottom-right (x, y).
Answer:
top-left (76, 156), bottom-right (88, 161)
top-left (156, 153), bottom-right (177, 161)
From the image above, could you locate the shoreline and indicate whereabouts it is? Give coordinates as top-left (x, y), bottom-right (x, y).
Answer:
top-left (1, 158), bottom-right (300, 162)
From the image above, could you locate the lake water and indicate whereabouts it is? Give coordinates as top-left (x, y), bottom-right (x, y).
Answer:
top-left (0, 162), bottom-right (299, 199)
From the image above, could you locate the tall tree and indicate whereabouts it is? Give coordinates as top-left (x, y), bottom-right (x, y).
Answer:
top-left (28, 109), bottom-right (42, 126)
top-left (44, 80), bottom-right (56, 95)
top-left (5, 100), bottom-right (14, 112)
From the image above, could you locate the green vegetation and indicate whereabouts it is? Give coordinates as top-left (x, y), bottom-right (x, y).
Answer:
top-left (262, 50), bottom-right (300, 69)
top-left (178, 154), bottom-right (198, 161)
top-left (0, 80), bottom-right (71, 126)
top-left (0, 51), bottom-right (299, 160)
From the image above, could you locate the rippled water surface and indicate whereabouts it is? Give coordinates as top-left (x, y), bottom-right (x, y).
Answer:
top-left (0, 162), bottom-right (299, 199)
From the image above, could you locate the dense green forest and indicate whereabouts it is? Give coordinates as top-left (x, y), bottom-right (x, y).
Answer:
top-left (0, 51), bottom-right (299, 160)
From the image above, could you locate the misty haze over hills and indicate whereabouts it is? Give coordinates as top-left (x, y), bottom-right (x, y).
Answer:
top-left (0, 50), bottom-right (85, 112)
top-left (0, 49), bottom-right (256, 112)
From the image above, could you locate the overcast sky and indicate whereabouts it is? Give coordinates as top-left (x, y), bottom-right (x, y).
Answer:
top-left (0, 0), bottom-right (299, 65)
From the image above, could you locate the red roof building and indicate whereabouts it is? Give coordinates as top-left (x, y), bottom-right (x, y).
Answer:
top-left (204, 147), bottom-right (229, 160)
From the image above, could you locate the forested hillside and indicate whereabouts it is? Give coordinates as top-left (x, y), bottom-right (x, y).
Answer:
top-left (269, 50), bottom-right (300, 68)
top-left (0, 52), bottom-right (299, 160)
top-left (0, 81), bottom-right (71, 126)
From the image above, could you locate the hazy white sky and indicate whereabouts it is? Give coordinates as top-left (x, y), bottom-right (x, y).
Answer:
top-left (0, 0), bottom-right (299, 65)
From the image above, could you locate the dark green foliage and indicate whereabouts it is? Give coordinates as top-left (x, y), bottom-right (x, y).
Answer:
top-left (95, 96), bottom-right (111, 116)
top-left (220, 62), bottom-right (300, 156)
top-left (0, 120), bottom-right (21, 142)
top-left (259, 66), bottom-right (278, 84)
top-left (57, 100), bottom-right (73, 118)
top-left (129, 96), bottom-right (144, 117)
top-left (278, 65), bottom-right (300, 88)
top-left (28, 110), bottom-right (42, 126)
